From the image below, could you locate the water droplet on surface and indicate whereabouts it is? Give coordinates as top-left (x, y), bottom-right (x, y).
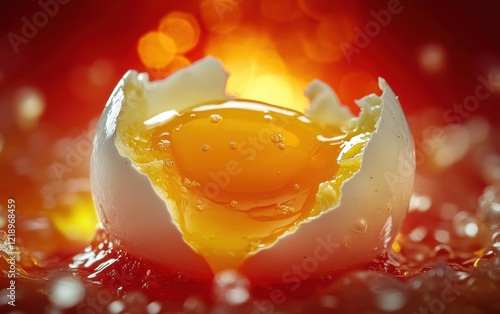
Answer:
top-left (229, 200), bottom-right (238, 208)
top-left (175, 124), bottom-right (183, 132)
top-left (350, 219), bottom-right (368, 234)
top-left (276, 203), bottom-right (295, 214)
top-left (278, 143), bottom-right (286, 150)
top-left (201, 144), bottom-right (210, 152)
top-left (158, 139), bottom-right (171, 151)
top-left (213, 270), bottom-right (250, 306)
top-left (228, 141), bottom-right (238, 150)
top-left (293, 184), bottom-right (300, 191)
top-left (270, 134), bottom-right (282, 143)
top-left (264, 114), bottom-right (273, 122)
top-left (164, 158), bottom-right (174, 168)
top-left (210, 114), bottom-right (222, 123)
top-left (190, 113), bottom-right (196, 118)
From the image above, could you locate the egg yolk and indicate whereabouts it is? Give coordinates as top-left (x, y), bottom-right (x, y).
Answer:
top-left (116, 96), bottom-right (372, 273)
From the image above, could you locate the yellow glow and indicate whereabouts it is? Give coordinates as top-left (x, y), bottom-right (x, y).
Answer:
top-left (391, 241), bottom-right (402, 253)
top-left (50, 196), bottom-right (98, 242)
top-left (206, 29), bottom-right (309, 112)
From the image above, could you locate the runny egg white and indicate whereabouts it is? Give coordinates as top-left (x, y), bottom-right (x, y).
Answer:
top-left (90, 57), bottom-right (415, 281)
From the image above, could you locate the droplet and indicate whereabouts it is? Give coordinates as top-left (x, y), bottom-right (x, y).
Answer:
top-left (276, 203), bottom-right (295, 214)
top-left (264, 114), bottom-right (273, 122)
top-left (350, 219), bottom-right (368, 234)
top-left (164, 158), bottom-right (174, 168)
top-left (229, 200), bottom-right (238, 208)
top-left (157, 139), bottom-right (171, 151)
top-left (180, 187), bottom-right (188, 193)
top-left (278, 143), bottom-right (286, 150)
top-left (201, 144), bottom-right (210, 152)
top-left (270, 134), bottom-right (280, 143)
top-left (269, 133), bottom-right (285, 143)
top-left (190, 113), bottom-right (196, 118)
top-left (196, 198), bottom-right (205, 211)
top-left (293, 184), bottom-right (300, 191)
top-left (183, 177), bottom-right (200, 188)
top-left (247, 156), bottom-right (255, 162)
top-left (175, 124), bottom-right (183, 132)
top-left (229, 141), bottom-right (238, 150)
top-left (210, 114), bottom-right (222, 123)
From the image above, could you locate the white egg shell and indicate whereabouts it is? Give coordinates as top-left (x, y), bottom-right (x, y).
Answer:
top-left (240, 78), bottom-right (415, 281)
top-left (91, 57), bottom-right (415, 281)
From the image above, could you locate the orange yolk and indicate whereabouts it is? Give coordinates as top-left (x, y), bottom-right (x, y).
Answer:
top-left (121, 100), bottom-right (346, 272)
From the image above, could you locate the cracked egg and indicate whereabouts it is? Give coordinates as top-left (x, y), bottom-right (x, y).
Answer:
top-left (90, 57), bottom-right (415, 281)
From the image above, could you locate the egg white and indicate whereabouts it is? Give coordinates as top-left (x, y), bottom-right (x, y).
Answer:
top-left (90, 57), bottom-right (415, 280)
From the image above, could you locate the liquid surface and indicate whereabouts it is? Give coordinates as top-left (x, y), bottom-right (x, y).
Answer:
top-left (123, 100), bottom-right (345, 271)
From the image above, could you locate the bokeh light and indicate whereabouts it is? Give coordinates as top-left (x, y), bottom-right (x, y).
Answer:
top-left (418, 43), bottom-right (446, 73)
top-left (14, 87), bottom-right (45, 131)
top-left (158, 12), bottom-right (200, 54)
top-left (137, 31), bottom-right (176, 68)
top-left (200, 0), bottom-right (242, 34)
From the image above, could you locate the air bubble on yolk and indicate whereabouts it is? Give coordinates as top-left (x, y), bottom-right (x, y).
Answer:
top-left (117, 94), bottom-right (377, 273)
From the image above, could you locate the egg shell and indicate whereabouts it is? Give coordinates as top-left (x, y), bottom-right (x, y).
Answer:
top-left (240, 78), bottom-right (415, 281)
top-left (91, 57), bottom-right (415, 281)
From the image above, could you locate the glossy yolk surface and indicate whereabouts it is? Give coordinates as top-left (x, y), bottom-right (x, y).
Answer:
top-left (119, 100), bottom-right (353, 273)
